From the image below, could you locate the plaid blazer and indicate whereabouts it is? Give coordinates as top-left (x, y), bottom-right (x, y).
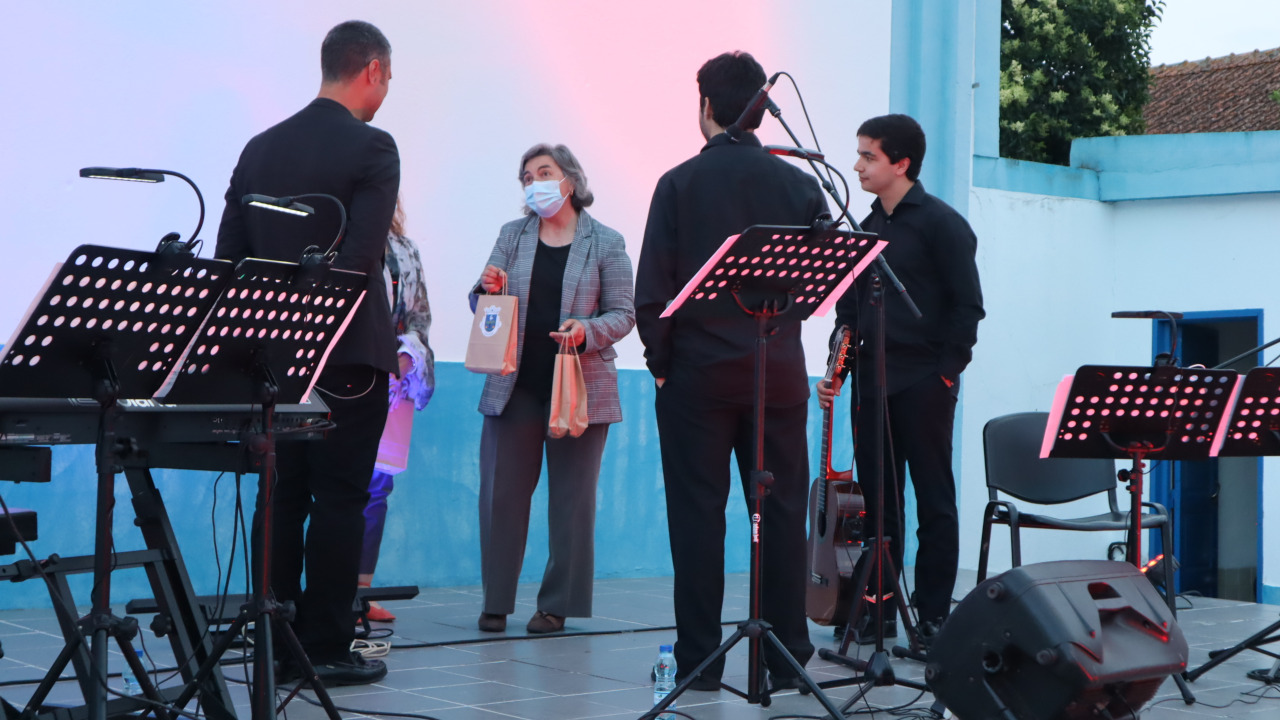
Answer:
top-left (471, 211), bottom-right (635, 423)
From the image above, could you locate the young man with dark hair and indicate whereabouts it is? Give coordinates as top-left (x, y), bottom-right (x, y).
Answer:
top-left (636, 50), bottom-right (829, 691)
top-left (817, 113), bottom-right (984, 642)
top-left (215, 19), bottom-right (398, 686)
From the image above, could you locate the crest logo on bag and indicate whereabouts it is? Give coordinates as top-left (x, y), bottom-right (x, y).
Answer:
top-left (480, 305), bottom-right (503, 337)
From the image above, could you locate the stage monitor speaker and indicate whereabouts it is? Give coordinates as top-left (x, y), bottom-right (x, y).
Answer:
top-left (925, 560), bottom-right (1187, 720)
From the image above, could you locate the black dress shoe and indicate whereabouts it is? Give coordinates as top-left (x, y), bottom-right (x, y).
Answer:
top-left (854, 617), bottom-right (897, 645)
top-left (309, 652), bottom-right (388, 686)
top-left (276, 661), bottom-right (302, 685)
top-left (768, 673), bottom-right (803, 692)
top-left (918, 617), bottom-right (944, 648)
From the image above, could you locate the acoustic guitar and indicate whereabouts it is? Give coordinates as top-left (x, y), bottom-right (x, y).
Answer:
top-left (805, 325), bottom-right (865, 626)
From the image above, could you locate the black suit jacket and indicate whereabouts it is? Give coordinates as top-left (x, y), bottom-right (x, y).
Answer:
top-left (636, 132), bottom-right (828, 406)
top-left (215, 98), bottom-right (400, 374)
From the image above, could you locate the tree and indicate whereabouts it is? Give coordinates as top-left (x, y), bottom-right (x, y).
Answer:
top-left (1000, 0), bottom-right (1164, 165)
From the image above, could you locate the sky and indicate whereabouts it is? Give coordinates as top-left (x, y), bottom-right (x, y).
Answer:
top-left (1149, 0), bottom-right (1280, 66)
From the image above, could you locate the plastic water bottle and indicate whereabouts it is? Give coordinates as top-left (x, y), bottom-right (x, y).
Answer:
top-left (121, 648), bottom-right (142, 694)
top-left (653, 644), bottom-right (676, 717)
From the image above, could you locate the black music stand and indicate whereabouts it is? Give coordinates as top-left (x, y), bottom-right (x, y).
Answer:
top-left (0, 244), bottom-right (235, 720)
top-left (645, 224), bottom-right (883, 719)
top-left (1185, 366), bottom-right (1280, 683)
top-left (1041, 364), bottom-right (1234, 704)
top-left (155, 256), bottom-right (367, 720)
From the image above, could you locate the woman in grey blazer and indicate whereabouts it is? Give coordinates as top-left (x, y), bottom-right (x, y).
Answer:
top-left (471, 143), bottom-right (635, 634)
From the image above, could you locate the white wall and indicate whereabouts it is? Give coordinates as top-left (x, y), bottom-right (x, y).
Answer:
top-left (0, 1), bottom-right (891, 377)
top-left (964, 185), bottom-right (1280, 589)
top-left (1111, 192), bottom-right (1280, 591)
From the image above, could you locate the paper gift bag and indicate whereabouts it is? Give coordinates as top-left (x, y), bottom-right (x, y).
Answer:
top-left (465, 293), bottom-right (518, 374)
top-left (548, 338), bottom-right (588, 439)
top-left (374, 398), bottom-right (414, 475)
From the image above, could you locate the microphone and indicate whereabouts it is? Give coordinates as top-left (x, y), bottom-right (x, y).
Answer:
top-left (726, 71), bottom-right (782, 141)
top-left (764, 145), bottom-right (825, 161)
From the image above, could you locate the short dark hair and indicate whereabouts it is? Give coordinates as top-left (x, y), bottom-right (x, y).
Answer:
top-left (857, 114), bottom-right (926, 181)
top-left (321, 21), bottom-right (391, 82)
top-left (696, 51), bottom-right (767, 130)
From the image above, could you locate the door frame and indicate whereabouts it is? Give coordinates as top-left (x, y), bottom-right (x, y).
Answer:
top-left (1152, 309), bottom-right (1264, 600)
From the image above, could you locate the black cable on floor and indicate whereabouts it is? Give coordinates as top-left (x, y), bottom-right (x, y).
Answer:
top-left (388, 619), bottom-right (735, 649)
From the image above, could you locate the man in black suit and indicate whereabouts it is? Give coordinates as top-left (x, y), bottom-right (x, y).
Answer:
top-left (635, 51), bottom-right (828, 691)
top-left (215, 20), bottom-right (399, 685)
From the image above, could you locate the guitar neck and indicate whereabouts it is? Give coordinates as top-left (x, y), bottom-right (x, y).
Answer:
top-left (816, 401), bottom-right (834, 516)
top-left (820, 403), bottom-right (835, 480)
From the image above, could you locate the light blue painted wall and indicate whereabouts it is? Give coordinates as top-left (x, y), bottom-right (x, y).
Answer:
top-left (889, 0), bottom-right (978, 214)
top-left (0, 362), bottom-right (856, 610)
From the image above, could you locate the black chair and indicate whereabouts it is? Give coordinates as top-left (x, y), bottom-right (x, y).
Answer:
top-left (978, 411), bottom-right (1177, 614)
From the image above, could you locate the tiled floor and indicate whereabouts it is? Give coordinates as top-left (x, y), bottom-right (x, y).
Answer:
top-left (2, 571), bottom-right (1280, 718)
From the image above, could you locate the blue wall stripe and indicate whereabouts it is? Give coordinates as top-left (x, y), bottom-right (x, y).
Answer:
top-left (0, 362), bottom-right (869, 610)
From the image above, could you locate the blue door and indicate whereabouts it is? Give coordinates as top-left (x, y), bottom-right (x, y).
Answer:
top-left (1151, 310), bottom-right (1262, 601)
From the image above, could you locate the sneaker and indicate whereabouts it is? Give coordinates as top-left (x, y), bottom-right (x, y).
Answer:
top-left (478, 612), bottom-right (507, 632)
top-left (526, 610), bottom-right (565, 634)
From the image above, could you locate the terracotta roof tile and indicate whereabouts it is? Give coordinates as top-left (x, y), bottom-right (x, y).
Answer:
top-left (1145, 48), bottom-right (1280, 134)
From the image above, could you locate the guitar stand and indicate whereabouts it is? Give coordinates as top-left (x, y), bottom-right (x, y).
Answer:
top-left (813, 537), bottom-right (933, 712)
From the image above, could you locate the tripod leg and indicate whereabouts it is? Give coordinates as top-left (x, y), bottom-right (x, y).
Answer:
top-left (276, 616), bottom-right (343, 720)
top-left (23, 635), bottom-right (83, 716)
top-left (761, 628), bottom-right (848, 719)
top-left (172, 608), bottom-right (253, 710)
top-left (1184, 617), bottom-right (1280, 681)
top-left (835, 542), bottom-right (879, 655)
top-left (1173, 672), bottom-right (1196, 704)
top-left (252, 612), bottom-right (276, 718)
top-left (647, 626), bottom-right (748, 716)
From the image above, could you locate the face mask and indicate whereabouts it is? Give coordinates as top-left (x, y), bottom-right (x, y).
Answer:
top-left (525, 177), bottom-right (569, 218)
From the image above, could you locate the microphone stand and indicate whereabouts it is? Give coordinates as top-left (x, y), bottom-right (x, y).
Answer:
top-left (756, 96), bottom-right (939, 709)
top-left (1216, 336), bottom-right (1280, 370)
top-left (764, 102), bottom-right (921, 319)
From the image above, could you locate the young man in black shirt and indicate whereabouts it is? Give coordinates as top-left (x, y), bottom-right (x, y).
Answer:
top-left (817, 114), bottom-right (984, 640)
top-left (636, 51), bottom-right (828, 690)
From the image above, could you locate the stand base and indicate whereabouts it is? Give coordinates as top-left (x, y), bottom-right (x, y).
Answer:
top-left (815, 647), bottom-right (929, 713)
top-left (1185, 614), bottom-right (1280, 683)
top-left (1247, 665), bottom-right (1280, 684)
top-left (646, 619), bottom-right (845, 719)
